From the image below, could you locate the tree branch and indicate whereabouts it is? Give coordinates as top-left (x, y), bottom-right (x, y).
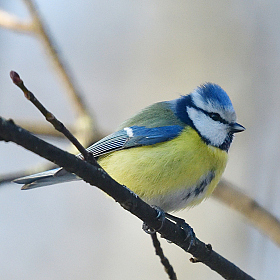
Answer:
top-left (9, 120), bottom-right (72, 138)
top-left (24, 0), bottom-right (99, 148)
top-left (0, 117), bottom-right (255, 280)
top-left (0, 9), bottom-right (34, 33)
top-left (10, 70), bottom-right (94, 162)
top-left (22, 0), bottom-right (91, 118)
top-left (214, 179), bottom-right (280, 246)
top-left (0, 1), bottom-right (99, 148)
top-left (151, 232), bottom-right (177, 280)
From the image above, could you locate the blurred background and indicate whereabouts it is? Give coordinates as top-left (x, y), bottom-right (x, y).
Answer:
top-left (0, 1), bottom-right (279, 279)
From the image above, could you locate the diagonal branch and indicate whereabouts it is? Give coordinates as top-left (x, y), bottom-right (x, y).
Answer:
top-left (0, 117), bottom-right (255, 280)
top-left (1, 1), bottom-right (98, 148)
top-left (22, 0), bottom-right (91, 118)
top-left (10, 70), bottom-right (95, 162)
top-left (0, 9), bottom-right (34, 33)
top-left (214, 179), bottom-right (280, 246)
top-left (8, 120), bottom-right (72, 138)
top-left (151, 232), bottom-right (177, 280)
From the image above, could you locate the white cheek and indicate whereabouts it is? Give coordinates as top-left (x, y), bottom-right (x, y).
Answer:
top-left (187, 107), bottom-right (228, 147)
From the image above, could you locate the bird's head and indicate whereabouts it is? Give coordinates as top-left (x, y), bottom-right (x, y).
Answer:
top-left (175, 83), bottom-right (245, 151)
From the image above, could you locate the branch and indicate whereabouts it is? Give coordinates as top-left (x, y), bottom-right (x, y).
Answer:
top-left (22, 0), bottom-right (92, 118)
top-left (22, 0), bottom-right (99, 151)
top-left (0, 1), bottom-right (98, 145)
top-left (10, 120), bottom-right (72, 138)
top-left (0, 117), bottom-right (255, 280)
top-left (10, 70), bottom-right (94, 162)
top-left (0, 9), bottom-right (34, 33)
top-left (151, 232), bottom-right (177, 280)
top-left (214, 179), bottom-right (280, 247)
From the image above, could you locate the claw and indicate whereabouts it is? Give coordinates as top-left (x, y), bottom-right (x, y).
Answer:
top-left (142, 208), bottom-right (196, 250)
top-left (142, 223), bottom-right (156, 234)
top-left (180, 222), bottom-right (196, 250)
top-left (142, 206), bottom-right (166, 234)
top-left (165, 213), bottom-right (196, 251)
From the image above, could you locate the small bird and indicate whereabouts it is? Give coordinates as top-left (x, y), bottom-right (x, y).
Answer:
top-left (14, 83), bottom-right (245, 213)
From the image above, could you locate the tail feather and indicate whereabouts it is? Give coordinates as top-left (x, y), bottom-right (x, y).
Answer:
top-left (13, 168), bottom-right (79, 190)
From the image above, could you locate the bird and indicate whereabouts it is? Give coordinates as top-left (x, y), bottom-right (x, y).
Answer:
top-left (14, 83), bottom-right (245, 213)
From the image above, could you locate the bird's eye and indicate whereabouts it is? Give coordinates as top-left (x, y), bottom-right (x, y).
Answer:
top-left (209, 112), bottom-right (222, 122)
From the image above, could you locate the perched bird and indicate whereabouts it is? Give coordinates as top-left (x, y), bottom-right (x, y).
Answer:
top-left (14, 83), bottom-right (245, 213)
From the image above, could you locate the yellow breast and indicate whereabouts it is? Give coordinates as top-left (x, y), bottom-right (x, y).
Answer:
top-left (98, 127), bottom-right (228, 212)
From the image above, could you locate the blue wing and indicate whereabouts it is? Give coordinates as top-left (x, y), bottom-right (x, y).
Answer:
top-left (15, 125), bottom-right (184, 189)
top-left (84, 125), bottom-right (184, 158)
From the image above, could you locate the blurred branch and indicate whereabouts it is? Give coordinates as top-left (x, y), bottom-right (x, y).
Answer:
top-left (10, 119), bottom-right (103, 143)
top-left (0, 1), bottom-right (98, 147)
top-left (214, 180), bottom-right (280, 247)
top-left (12, 120), bottom-right (70, 137)
top-left (23, 0), bottom-right (91, 118)
top-left (0, 117), bottom-right (255, 280)
top-left (23, 0), bottom-right (98, 148)
top-left (0, 9), bottom-right (34, 33)
top-left (0, 171), bottom-right (34, 186)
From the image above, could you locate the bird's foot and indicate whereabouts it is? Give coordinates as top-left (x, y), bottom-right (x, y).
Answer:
top-left (142, 206), bottom-right (165, 234)
top-left (165, 213), bottom-right (196, 251)
top-left (142, 207), bottom-right (195, 251)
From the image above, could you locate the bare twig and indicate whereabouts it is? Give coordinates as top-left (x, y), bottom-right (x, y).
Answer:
top-left (10, 70), bottom-right (95, 163)
top-left (214, 179), bottom-right (280, 247)
top-left (151, 232), bottom-right (177, 280)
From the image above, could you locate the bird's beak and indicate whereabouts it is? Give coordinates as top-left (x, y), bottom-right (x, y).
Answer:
top-left (230, 123), bottom-right (245, 133)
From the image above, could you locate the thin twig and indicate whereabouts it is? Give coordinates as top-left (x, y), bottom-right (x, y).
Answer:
top-left (151, 232), bottom-right (177, 280)
top-left (214, 179), bottom-right (280, 247)
top-left (10, 71), bottom-right (95, 163)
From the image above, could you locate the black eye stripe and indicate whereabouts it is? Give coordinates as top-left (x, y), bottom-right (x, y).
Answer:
top-left (207, 112), bottom-right (227, 124)
top-left (186, 101), bottom-right (228, 124)
top-left (209, 112), bottom-right (222, 121)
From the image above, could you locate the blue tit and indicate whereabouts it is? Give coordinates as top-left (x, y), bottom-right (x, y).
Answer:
top-left (14, 83), bottom-right (245, 213)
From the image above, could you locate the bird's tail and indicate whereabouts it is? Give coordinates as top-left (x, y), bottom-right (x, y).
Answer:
top-left (13, 168), bottom-right (79, 190)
